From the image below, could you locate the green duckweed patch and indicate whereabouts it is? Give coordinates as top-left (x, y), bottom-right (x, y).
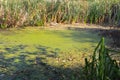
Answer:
top-left (0, 28), bottom-right (101, 80)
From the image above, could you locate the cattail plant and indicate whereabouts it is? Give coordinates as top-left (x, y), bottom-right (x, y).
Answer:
top-left (84, 38), bottom-right (120, 80)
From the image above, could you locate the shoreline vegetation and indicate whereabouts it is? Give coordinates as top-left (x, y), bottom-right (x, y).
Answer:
top-left (0, 0), bottom-right (120, 28)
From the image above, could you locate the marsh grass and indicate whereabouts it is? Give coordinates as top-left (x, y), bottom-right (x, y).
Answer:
top-left (0, 0), bottom-right (120, 28)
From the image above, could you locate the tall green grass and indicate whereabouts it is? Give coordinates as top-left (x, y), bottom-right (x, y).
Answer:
top-left (0, 0), bottom-right (120, 28)
top-left (84, 38), bottom-right (120, 80)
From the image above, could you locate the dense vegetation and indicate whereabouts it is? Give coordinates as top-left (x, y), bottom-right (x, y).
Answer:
top-left (0, 0), bottom-right (120, 28)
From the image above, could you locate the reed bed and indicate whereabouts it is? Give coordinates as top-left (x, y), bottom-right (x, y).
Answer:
top-left (0, 0), bottom-right (120, 28)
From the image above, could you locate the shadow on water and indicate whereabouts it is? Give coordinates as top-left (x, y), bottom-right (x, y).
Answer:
top-left (0, 44), bottom-right (84, 80)
top-left (67, 27), bottom-right (120, 48)
top-left (47, 27), bottom-right (101, 45)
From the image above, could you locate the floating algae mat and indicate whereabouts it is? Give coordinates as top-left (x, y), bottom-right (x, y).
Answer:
top-left (0, 28), bottom-right (102, 80)
top-left (0, 29), bottom-right (100, 52)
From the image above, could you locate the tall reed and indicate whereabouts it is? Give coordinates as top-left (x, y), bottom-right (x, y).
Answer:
top-left (0, 0), bottom-right (120, 28)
